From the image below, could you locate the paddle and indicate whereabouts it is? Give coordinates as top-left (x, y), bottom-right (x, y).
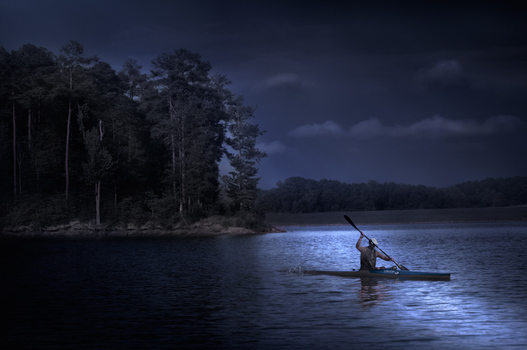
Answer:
top-left (343, 215), bottom-right (409, 271)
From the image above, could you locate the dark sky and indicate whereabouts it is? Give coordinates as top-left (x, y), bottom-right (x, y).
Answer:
top-left (2, 0), bottom-right (527, 189)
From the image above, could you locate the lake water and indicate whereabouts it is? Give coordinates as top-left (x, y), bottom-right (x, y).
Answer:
top-left (2, 222), bottom-right (527, 349)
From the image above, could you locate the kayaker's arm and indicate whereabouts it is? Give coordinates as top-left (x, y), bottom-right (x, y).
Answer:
top-left (356, 232), bottom-right (365, 251)
top-left (376, 251), bottom-right (393, 262)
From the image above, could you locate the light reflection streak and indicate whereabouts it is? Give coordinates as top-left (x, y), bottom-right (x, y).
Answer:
top-left (274, 223), bottom-right (527, 347)
top-left (389, 282), bottom-right (527, 342)
top-left (348, 276), bottom-right (527, 346)
top-left (357, 277), bottom-right (393, 309)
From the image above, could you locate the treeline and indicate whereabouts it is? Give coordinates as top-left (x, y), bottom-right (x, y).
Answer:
top-left (256, 176), bottom-right (527, 213)
top-left (0, 42), bottom-right (266, 229)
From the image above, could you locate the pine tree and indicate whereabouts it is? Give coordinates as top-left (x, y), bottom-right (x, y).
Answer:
top-left (118, 58), bottom-right (147, 101)
top-left (56, 41), bottom-right (97, 200)
top-left (147, 49), bottom-right (227, 219)
top-left (10, 44), bottom-right (56, 193)
top-left (225, 97), bottom-right (266, 212)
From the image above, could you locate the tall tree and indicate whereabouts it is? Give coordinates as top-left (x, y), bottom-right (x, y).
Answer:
top-left (225, 96), bottom-right (266, 212)
top-left (78, 60), bottom-right (143, 224)
top-left (93, 61), bottom-right (148, 206)
top-left (78, 109), bottom-right (113, 225)
top-left (118, 58), bottom-right (147, 101)
top-left (11, 45), bottom-right (55, 148)
top-left (56, 41), bottom-right (97, 200)
top-left (0, 48), bottom-right (19, 199)
top-left (11, 65), bottom-right (17, 199)
top-left (0, 48), bottom-right (11, 204)
top-left (147, 49), bottom-right (226, 218)
top-left (10, 44), bottom-right (56, 192)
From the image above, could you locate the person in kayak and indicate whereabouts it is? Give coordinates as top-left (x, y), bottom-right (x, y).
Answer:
top-left (356, 232), bottom-right (393, 270)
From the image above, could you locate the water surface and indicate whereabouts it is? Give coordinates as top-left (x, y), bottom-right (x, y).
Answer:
top-left (2, 222), bottom-right (527, 349)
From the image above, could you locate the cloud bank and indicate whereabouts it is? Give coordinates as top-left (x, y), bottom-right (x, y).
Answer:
top-left (288, 120), bottom-right (345, 138)
top-left (263, 73), bottom-right (313, 89)
top-left (290, 115), bottom-right (522, 139)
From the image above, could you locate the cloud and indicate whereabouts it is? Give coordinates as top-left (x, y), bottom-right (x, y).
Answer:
top-left (289, 116), bottom-right (523, 140)
top-left (257, 140), bottom-right (287, 155)
top-left (414, 59), bottom-right (468, 88)
top-left (288, 120), bottom-right (345, 138)
top-left (349, 115), bottom-right (523, 139)
top-left (263, 73), bottom-right (313, 89)
top-left (348, 118), bottom-right (385, 139)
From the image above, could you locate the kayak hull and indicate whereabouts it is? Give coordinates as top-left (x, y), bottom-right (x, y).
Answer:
top-left (309, 269), bottom-right (451, 281)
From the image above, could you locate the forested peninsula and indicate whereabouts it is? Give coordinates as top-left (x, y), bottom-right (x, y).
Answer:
top-left (1, 42), bottom-right (269, 235)
top-left (1, 43), bottom-right (525, 237)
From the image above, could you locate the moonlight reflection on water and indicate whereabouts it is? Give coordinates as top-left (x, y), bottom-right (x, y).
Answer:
top-left (2, 222), bottom-right (527, 349)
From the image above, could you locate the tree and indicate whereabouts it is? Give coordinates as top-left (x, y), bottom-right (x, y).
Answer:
top-left (9, 44), bottom-right (56, 193)
top-left (225, 96), bottom-right (266, 212)
top-left (0, 48), bottom-right (12, 205)
top-left (118, 58), bottom-right (147, 101)
top-left (0, 47), bottom-right (23, 199)
top-left (103, 62), bottom-right (150, 205)
top-left (56, 41), bottom-right (97, 200)
top-left (1, 43), bottom-right (271, 229)
top-left (78, 60), bottom-right (145, 224)
top-left (78, 110), bottom-right (113, 225)
top-left (147, 49), bottom-right (227, 218)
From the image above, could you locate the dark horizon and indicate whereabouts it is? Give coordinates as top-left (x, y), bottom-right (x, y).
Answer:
top-left (259, 174), bottom-right (527, 190)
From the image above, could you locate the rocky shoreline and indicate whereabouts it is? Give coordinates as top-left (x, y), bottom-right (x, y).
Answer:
top-left (1, 217), bottom-right (286, 239)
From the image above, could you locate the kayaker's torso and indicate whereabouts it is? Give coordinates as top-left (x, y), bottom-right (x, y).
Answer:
top-left (359, 246), bottom-right (377, 270)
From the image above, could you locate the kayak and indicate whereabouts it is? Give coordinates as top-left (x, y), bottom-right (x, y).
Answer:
top-left (309, 268), bottom-right (451, 281)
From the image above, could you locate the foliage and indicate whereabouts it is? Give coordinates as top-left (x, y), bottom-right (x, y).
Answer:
top-left (205, 211), bottom-right (271, 232)
top-left (225, 96), bottom-right (267, 212)
top-left (256, 176), bottom-right (527, 213)
top-left (4, 194), bottom-right (73, 229)
top-left (145, 49), bottom-right (229, 216)
top-left (0, 43), bottom-right (265, 230)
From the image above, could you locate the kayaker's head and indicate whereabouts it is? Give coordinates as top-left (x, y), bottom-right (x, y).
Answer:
top-left (369, 238), bottom-right (378, 247)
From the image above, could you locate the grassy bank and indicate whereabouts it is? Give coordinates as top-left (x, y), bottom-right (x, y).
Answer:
top-left (265, 206), bottom-right (527, 227)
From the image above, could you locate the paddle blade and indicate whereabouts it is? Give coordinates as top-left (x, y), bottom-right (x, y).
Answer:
top-left (394, 261), bottom-right (409, 271)
top-left (343, 215), bottom-right (361, 232)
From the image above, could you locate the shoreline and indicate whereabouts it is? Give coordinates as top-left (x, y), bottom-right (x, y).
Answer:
top-left (1, 216), bottom-right (286, 239)
top-left (2, 206), bottom-right (524, 238)
top-left (1, 226), bottom-right (287, 239)
top-left (266, 206), bottom-right (527, 227)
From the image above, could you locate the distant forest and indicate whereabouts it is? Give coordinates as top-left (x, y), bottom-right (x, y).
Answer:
top-left (256, 176), bottom-right (527, 213)
top-left (0, 42), bottom-right (266, 229)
